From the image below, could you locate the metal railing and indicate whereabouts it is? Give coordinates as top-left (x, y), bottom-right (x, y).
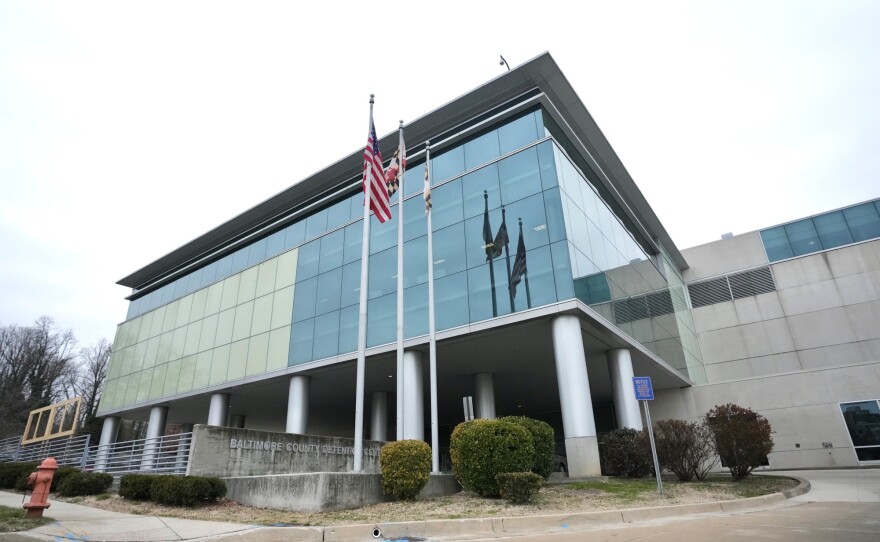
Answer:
top-left (0, 434), bottom-right (92, 468)
top-left (83, 432), bottom-right (192, 475)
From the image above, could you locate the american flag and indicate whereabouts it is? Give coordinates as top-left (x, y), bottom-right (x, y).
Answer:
top-left (364, 117), bottom-right (391, 223)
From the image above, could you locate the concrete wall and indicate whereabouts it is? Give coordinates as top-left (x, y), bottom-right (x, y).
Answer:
top-left (663, 237), bottom-right (880, 468)
top-left (224, 473), bottom-right (460, 512)
top-left (187, 425), bottom-right (384, 477)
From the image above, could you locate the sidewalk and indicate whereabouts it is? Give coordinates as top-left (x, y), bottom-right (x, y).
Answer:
top-left (1, 476), bottom-right (811, 542)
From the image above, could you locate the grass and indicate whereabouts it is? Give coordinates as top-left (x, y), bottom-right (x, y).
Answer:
top-left (59, 474), bottom-right (798, 527)
top-left (0, 505), bottom-right (53, 533)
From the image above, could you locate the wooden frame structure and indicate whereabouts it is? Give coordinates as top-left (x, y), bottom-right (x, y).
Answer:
top-left (21, 397), bottom-right (83, 445)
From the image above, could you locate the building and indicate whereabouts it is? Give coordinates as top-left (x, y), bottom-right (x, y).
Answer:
top-left (96, 52), bottom-right (880, 475)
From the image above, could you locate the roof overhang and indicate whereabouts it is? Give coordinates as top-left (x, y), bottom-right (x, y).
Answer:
top-left (118, 51), bottom-right (687, 290)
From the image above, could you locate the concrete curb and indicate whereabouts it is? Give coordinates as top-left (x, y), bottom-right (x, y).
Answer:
top-left (209, 480), bottom-right (810, 542)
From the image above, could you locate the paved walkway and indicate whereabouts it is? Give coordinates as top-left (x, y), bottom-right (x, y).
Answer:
top-left (1, 469), bottom-right (876, 541)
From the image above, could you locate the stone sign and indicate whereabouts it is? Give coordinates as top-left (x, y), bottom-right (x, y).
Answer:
top-left (186, 425), bottom-right (384, 477)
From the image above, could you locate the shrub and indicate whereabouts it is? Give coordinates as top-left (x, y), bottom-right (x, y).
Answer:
top-left (380, 440), bottom-right (432, 500)
top-left (706, 404), bottom-right (773, 481)
top-left (0, 462), bottom-right (37, 489)
top-left (56, 471), bottom-right (113, 496)
top-left (51, 467), bottom-right (81, 492)
top-left (450, 419), bottom-right (534, 497)
top-left (498, 416), bottom-right (555, 479)
top-left (653, 419), bottom-right (718, 481)
top-left (600, 428), bottom-right (651, 477)
top-left (151, 476), bottom-right (226, 507)
top-left (496, 472), bottom-right (543, 503)
top-left (119, 474), bottom-right (158, 500)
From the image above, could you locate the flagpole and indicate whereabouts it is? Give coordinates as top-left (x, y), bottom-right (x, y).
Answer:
top-left (353, 95), bottom-right (375, 472)
top-left (502, 207), bottom-right (515, 312)
top-left (395, 120), bottom-right (405, 442)
top-left (425, 141), bottom-right (440, 473)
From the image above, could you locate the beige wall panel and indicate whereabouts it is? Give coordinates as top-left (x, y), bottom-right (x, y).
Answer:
top-left (692, 302), bottom-right (740, 334)
top-left (772, 253), bottom-right (834, 290)
top-left (826, 239), bottom-right (880, 277)
top-left (777, 279), bottom-right (844, 316)
top-left (681, 232), bottom-right (767, 282)
top-left (786, 307), bottom-right (858, 350)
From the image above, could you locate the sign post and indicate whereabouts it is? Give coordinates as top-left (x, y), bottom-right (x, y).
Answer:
top-left (632, 376), bottom-right (663, 496)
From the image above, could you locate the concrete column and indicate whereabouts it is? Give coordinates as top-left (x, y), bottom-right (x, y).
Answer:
top-left (402, 350), bottom-right (424, 441)
top-left (230, 415), bottom-right (246, 428)
top-left (371, 391), bottom-right (388, 442)
top-left (141, 406), bottom-right (168, 471)
top-left (551, 315), bottom-right (601, 477)
top-left (287, 375), bottom-right (310, 434)
top-left (474, 373), bottom-right (496, 419)
top-left (94, 416), bottom-right (119, 472)
top-left (207, 393), bottom-right (230, 427)
top-left (608, 348), bottom-right (643, 430)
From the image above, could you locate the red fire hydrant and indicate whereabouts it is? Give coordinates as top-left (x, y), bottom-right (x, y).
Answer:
top-left (23, 457), bottom-right (57, 518)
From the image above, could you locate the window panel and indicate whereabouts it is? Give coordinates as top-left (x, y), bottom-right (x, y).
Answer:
top-left (247, 238), bottom-right (268, 267)
top-left (209, 345), bottom-right (230, 386)
top-left (136, 371), bottom-right (151, 403)
top-left (403, 235), bottom-right (428, 288)
top-left (204, 282), bottom-right (223, 316)
top-left (189, 289), bottom-right (208, 321)
top-left (182, 322), bottom-right (201, 357)
top-left (536, 140), bottom-right (558, 189)
top-left (760, 226), bottom-right (793, 262)
top-left (316, 267), bottom-right (342, 315)
top-left (163, 359), bottom-right (181, 396)
top-left (292, 277), bottom-right (318, 322)
top-left (178, 355), bottom-right (196, 393)
top-left (431, 178), bottom-right (464, 231)
top-left (499, 146), bottom-right (542, 204)
top-left (338, 305), bottom-right (358, 354)
top-left (215, 308), bottom-right (235, 347)
top-left (368, 247), bottom-right (397, 299)
top-left (173, 277), bottom-right (188, 299)
top-left (340, 261), bottom-right (362, 309)
top-left (840, 401), bottom-right (880, 447)
top-left (464, 129), bottom-right (500, 170)
top-left (464, 210), bottom-right (503, 269)
top-left (431, 145), bottom-right (464, 183)
top-left (313, 311), bottom-right (341, 360)
top-left (199, 314), bottom-right (219, 352)
top-left (156, 332), bottom-right (172, 364)
top-left (220, 275), bottom-right (240, 311)
top-left (435, 271), bottom-right (469, 331)
top-left (468, 261), bottom-right (512, 321)
top-left (498, 111), bottom-right (539, 154)
top-left (192, 351), bottom-right (212, 389)
top-left (226, 339), bottom-right (249, 381)
top-left (296, 241), bottom-right (320, 282)
top-left (284, 220), bottom-right (306, 250)
top-left (169, 326), bottom-right (187, 361)
top-left (175, 295), bottom-right (193, 329)
top-left (214, 255), bottom-right (233, 282)
top-left (404, 282), bottom-right (428, 338)
top-left (251, 294), bottom-right (274, 335)
top-left (270, 286), bottom-right (294, 329)
top-left (256, 259), bottom-right (278, 298)
top-left (370, 211), bottom-right (397, 254)
top-left (305, 208), bottom-right (328, 239)
top-left (137, 312), bottom-right (153, 343)
top-left (231, 247), bottom-right (249, 274)
top-left (784, 219), bottom-right (821, 257)
top-left (402, 162), bottom-right (423, 198)
top-left (237, 267), bottom-right (259, 304)
top-left (143, 336), bottom-right (159, 369)
top-left (843, 203), bottom-right (880, 241)
top-left (367, 293), bottom-right (396, 347)
top-left (462, 164), bottom-right (501, 220)
top-left (343, 222), bottom-right (363, 265)
top-left (543, 188), bottom-right (567, 244)
top-left (403, 196), bottom-right (428, 241)
top-left (326, 199), bottom-right (351, 231)
top-left (550, 241), bottom-right (575, 301)
top-left (232, 301), bottom-right (255, 342)
top-left (319, 229), bottom-right (345, 272)
top-left (289, 319), bottom-right (314, 365)
top-left (149, 364), bottom-right (167, 400)
top-left (265, 230), bottom-right (286, 259)
top-left (814, 211), bottom-right (854, 248)
top-left (267, 326), bottom-right (291, 372)
top-left (246, 332), bottom-right (269, 376)
top-left (276, 249), bottom-right (298, 289)
top-left (432, 222), bottom-right (467, 279)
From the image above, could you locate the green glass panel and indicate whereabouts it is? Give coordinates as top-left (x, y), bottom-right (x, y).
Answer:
top-left (270, 286), bottom-right (294, 329)
top-left (149, 305), bottom-right (166, 337)
top-left (149, 363), bottom-right (167, 400)
top-left (163, 360), bottom-right (181, 396)
top-left (266, 326), bottom-right (291, 372)
top-left (178, 355), bottom-right (196, 393)
top-left (162, 300), bottom-right (179, 333)
top-left (246, 333), bottom-right (269, 376)
top-left (251, 294), bottom-right (274, 335)
top-left (220, 275), bottom-right (241, 311)
top-left (209, 346), bottom-right (230, 386)
top-left (169, 326), bottom-right (187, 361)
top-left (156, 332), bottom-right (172, 364)
top-left (227, 339), bottom-right (249, 381)
top-left (215, 308), bottom-right (235, 347)
top-left (204, 282), bottom-right (223, 316)
top-left (232, 301), bottom-right (255, 342)
top-left (189, 289), bottom-right (208, 321)
top-left (198, 314), bottom-right (219, 352)
top-left (237, 267), bottom-right (259, 304)
top-left (183, 321), bottom-right (201, 357)
top-left (192, 351), bottom-right (212, 390)
top-left (256, 259), bottom-right (278, 298)
top-left (137, 312), bottom-right (153, 343)
top-left (175, 295), bottom-right (193, 329)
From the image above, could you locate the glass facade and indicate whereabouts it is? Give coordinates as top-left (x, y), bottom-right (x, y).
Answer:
top-left (99, 106), bottom-right (705, 414)
top-left (760, 199), bottom-right (880, 262)
top-left (840, 400), bottom-right (880, 462)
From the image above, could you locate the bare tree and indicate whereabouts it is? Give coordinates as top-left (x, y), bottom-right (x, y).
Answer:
top-left (72, 339), bottom-right (111, 440)
top-left (0, 317), bottom-right (78, 438)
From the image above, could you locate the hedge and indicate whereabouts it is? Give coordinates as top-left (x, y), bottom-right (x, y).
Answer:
top-left (496, 472), bottom-right (543, 503)
top-left (150, 476), bottom-right (226, 507)
top-left (0, 462), bottom-right (37, 489)
top-left (56, 471), bottom-right (113, 496)
top-left (119, 474), bottom-right (158, 500)
top-left (600, 428), bottom-right (651, 477)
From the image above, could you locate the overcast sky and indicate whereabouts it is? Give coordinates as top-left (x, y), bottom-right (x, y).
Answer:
top-left (1, 1), bottom-right (878, 350)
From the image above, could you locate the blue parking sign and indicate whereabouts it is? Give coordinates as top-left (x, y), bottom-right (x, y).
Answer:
top-left (632, 377), bottom-right (654, 400)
